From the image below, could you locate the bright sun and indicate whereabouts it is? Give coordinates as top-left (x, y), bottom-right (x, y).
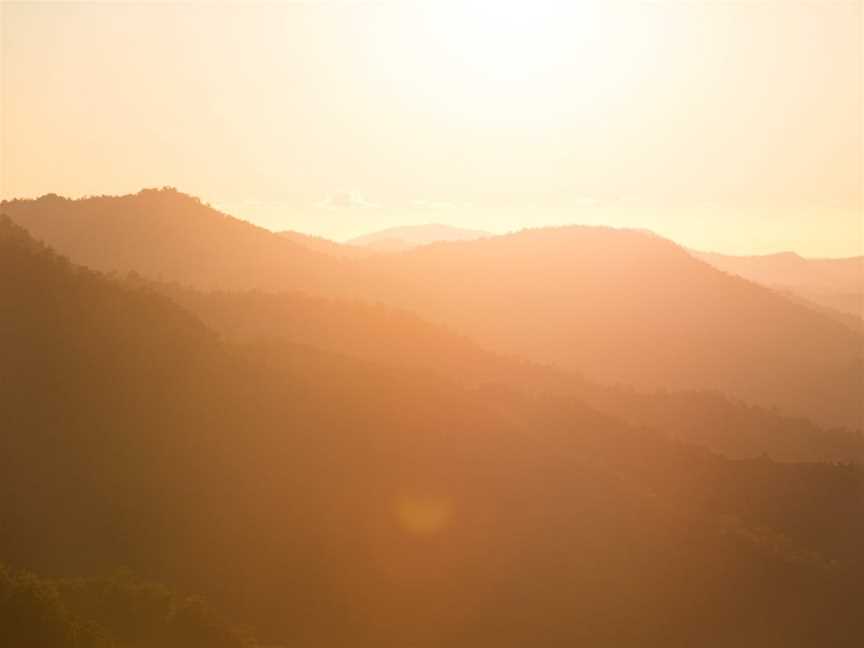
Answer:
top-left (376, 2), bottom-right (659, 125)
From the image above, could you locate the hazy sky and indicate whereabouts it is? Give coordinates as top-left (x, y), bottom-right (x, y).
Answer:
top-left (1, 1), bottom-right (861, 255)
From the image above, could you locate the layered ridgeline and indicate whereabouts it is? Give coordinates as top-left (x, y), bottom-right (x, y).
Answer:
top-left (3, 217), bottom-right (864, 647)
top-left (5, 189), bottom-right (862, 431)
top-left (695, 250), bottom-right (863, 322)
top-left (145, 281), bottom-right (864, 463)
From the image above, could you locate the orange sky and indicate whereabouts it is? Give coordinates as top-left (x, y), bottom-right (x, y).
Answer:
top-left (1, 1), bottom-right (861, 256)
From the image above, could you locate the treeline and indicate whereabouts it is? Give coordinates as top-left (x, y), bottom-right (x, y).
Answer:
top-left (0, 563), bottom-right (253, 648)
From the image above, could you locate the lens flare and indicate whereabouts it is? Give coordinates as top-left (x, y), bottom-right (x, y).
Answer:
top-left (395, 495), bottom-right (452, 535)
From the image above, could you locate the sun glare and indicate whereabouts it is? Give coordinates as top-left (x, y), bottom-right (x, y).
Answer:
top-left (377, 2), bottom-right (659, 125)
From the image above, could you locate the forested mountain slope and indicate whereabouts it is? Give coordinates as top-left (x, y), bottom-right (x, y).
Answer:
top-left (357, 227), bottom-right (863, 430)
top-left (146, 280), bottom-right (864, 463)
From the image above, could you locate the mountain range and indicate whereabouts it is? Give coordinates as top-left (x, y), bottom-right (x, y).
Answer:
top-left (4, 189), bottom-right (860, 432)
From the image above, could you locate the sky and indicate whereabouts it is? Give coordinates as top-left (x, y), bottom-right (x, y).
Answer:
top-left (1, 0), bottom-right (861, 256)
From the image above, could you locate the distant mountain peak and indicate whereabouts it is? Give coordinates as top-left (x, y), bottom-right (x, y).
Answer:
top-left (348, 223), bottom-right (492, 249)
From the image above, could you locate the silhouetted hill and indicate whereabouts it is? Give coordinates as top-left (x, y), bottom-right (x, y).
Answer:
top-left (348, 223), bottom-right (491, 249)
top-left (1, 189), bottom-right (343, 292)
top-left (4, 191), bottom-right (862, 431)
top-left (3, 216), bottom-right (864, 647)
top-left (695, 250), bottom-right (863, 321)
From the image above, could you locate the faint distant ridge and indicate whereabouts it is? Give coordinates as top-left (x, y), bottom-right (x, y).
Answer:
top-left (694, 249), bottom-right (863, 282)
top-left (348, 223), bottom-right (492, 250)
top-left (277, 229), bottom-right (377, 259)
top-left (694, 248), bottom-right (864, 320)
